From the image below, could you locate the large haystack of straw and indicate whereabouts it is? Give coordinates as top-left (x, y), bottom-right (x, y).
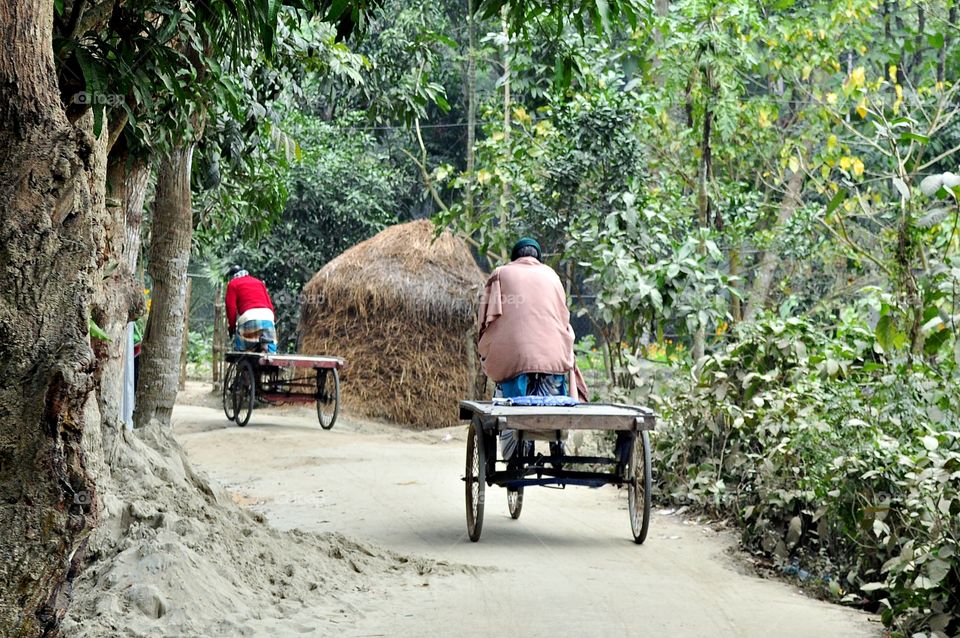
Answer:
top-left (298, 220), bottom-right (487, 429)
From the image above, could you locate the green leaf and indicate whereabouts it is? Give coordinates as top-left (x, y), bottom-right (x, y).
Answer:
top-left (928, 32), bottom-right (945, 48)
top-left (261, 0), bottom-right (282, 57)
top-left (924, 327), bottom-right (950, 355)
top-left (75, 47), bottom-right (108, 137)
top-left (875, 314), bottom-right (896, 353)
top-left (89, 318), bottom-right (111, 342)
top-left (898, 132), bottom-right (929, 144)
top-left (826, 189), bottom-right (846, 215)
top-left (325, 0), bottom-right (351, 23)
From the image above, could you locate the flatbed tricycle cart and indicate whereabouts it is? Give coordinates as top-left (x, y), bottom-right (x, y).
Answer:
top-left (459, 400), bottom-right (656, 544)
top-left (223, 352), bottom-right (344, 429)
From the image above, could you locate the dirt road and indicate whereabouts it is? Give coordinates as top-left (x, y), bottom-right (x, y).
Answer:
top-left (173, 396), bottom-right (878, 638)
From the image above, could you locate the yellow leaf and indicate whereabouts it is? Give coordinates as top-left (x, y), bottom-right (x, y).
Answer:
top-left (852, 158), bottom-right (865, 177)
top-left (888, 65), bottom-right (898, 82)
top-left (476, 169), bottom-right (493, 185)
top-left (802, 65), bottom-right (812, 81)
top-left (821, 165), bottom-right (831, 179)
top-left (789, 156), bottom-right (800, 172)
top-left (839, 156), bottom-right (852, 170)
top-left (826, 93), bottom-right (838, 105)
top-left (827, 134), bottom-right (838, 149)
top-left (758, 108), bottom-right (770, 128)
top-left (773, 59), bottom-right (782, 70)
top-left (849, 66), bottom-right (865, 88)
top-left (512, 106), bottom-right (531, 125)
top-left (856, 98), bottom-right (868, 119)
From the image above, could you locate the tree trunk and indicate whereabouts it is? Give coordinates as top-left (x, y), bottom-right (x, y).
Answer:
top-left (729, 248), bottom-right (742, 323)
top-left (498, 3), bottom-right (511, 259)
top-left (212, 285), bottom-right (224, 387)
top-left (464, 0), bottom-right (477, 217)
top-left (134, 144), bottom-right (195, 429)
top-left (744, 166), bottom-right (806, 320)
top-left (179, 278), bottom-right (192, 390)
top-left (91, 149), bottom-right (149, 455)
top-left (692, 68), bottom-right (713, 361)
top-left (939, 1), bottom-right (956, 83)
top-left (0, 1), bottom-right (100, 633)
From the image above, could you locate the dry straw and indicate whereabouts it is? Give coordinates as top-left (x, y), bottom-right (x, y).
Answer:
top-left (298, 220), bottom-right (487, 428)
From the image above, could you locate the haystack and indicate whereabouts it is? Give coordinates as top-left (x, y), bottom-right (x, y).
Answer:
top-left (298, 220), bottom-right (487, 429)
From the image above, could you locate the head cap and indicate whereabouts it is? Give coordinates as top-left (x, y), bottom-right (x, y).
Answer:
top-left (226, 265), bottom-right (243, 279)
top-left (510, 237), bottom-right (542, 261)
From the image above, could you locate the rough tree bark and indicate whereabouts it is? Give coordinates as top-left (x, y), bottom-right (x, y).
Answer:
top-left (90, 146), bottom-right (149, 454)
top-left (692, 63), bottom-right (714, 361)
top-left (0, 1), bottom-right (100, 634)
top-left (463, 0), bottom-right (477, 218)
top-left (744, 166), bottom-right (806, 321)
top-left (134, 145), bottom-right (196, 429)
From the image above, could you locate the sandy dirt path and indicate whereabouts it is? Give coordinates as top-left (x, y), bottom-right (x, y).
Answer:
top-left (173, 396), bottom-right (879, 638)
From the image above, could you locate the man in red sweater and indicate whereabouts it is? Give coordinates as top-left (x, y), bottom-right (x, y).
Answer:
top-left (225, 265), bottom-right (277, 353)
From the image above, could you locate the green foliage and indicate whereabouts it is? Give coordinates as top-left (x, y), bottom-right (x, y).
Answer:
top-left (187, 328), bottom-right (213, 365)
top-left (654, 309), bottom-right (960, 636)
top-left (226, 111), bottom-right (404, 350)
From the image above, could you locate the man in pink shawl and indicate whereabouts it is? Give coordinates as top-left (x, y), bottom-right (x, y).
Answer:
top-left (477, 238), bottom-right (588, 464)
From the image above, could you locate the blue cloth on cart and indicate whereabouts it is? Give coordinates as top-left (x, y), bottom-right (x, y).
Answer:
top-left (495, 395), bottom-right (580, 407)
top-left (495, 372), bottom-right (574, 461)
top-left (497, 372), bottom-right (567, 398)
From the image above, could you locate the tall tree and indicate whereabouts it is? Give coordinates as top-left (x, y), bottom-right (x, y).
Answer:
top-left (0, 2), bottom-right (99, 632)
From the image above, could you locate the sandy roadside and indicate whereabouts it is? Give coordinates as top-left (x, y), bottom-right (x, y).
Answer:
top-left (172, 384), bottom-right (881, 638)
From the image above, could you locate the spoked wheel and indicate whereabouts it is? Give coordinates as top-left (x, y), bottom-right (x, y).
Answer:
top-left (222, 361), bottom-right (238, 421)
top-left (507, 487), bottom-right (524, 519)
top-left (316, 367), bottom-right (340, 430)
top-left (233, 360), bottom-right (256, 427)
top-left (465, 421), bottom-right (486, 542)
top-left (628, 430), bottom-right (652, 544)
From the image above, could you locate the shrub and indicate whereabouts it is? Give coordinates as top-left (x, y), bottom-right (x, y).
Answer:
top-left (654, 314), bottom-right (960, 636)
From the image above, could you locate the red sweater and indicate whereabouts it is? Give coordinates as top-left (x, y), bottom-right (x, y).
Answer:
top-left (226, 275), bottom-right (274, 331)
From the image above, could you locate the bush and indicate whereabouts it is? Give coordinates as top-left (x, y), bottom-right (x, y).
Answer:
top-left (654, 313), bottom-right (960, 636)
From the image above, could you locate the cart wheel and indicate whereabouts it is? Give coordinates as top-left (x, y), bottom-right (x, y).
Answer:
top-left (316, 367), bottom-right (340, 430)
top-left (628, 430), bottom-right (652, 544)
top-left (233, 360), bottom-right (256, 427)
top-left (222, 361), bottom-right (238, 421)
top-left (507, 487), bottom-right (523, 519)
top-left (465, 421), bottom-right (486, 542)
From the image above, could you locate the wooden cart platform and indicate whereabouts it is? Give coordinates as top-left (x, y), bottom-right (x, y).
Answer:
top-left (459, 399), bottom-right (657, 544)
top-left (459, 400), bottom-right (656, 431)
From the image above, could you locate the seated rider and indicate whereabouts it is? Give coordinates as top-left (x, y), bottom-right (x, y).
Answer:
top-left (225, 265), bottom-right (278, 354)
top-left (477, 238), bottom-right (587, 463)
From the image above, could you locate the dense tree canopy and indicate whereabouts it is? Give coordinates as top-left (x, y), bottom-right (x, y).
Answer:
top-left (1, 0), bottom-right (958, 635)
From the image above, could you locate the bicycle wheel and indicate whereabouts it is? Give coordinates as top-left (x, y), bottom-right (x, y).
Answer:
top-left (234, 360), bottom-right (256, 427)
top-left (222, 361), bottom-right (238, 421)
top-left (507, 487), bottom-right (524, 519)
top-left (465, 421), bottom-right (486, 542)
top-left (627, 430), bottom-right (652, 544)
top-left (316, 367), bottom-right (340, 430)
